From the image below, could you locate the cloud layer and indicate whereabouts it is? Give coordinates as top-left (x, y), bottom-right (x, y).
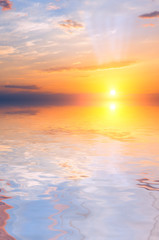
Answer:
top-left (44, 60), bottom-right (136, 73)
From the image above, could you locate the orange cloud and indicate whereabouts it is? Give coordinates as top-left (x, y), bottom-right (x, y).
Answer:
top-left (142, 23), bottom-right (155, 27)
top-left (139, 11), bottom-right (159, 19)
top-left (0, 46), bottom-right (15, 55)
top-left (0, 0), bottom-right (12, 11)
top-left (44, 60), bottom-right (136, 73)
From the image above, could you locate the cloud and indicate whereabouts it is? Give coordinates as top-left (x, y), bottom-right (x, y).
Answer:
top-left (15, 21), bottom-right (50, 33)
top-left (139, 11), bottom-right (159, 19)
top-left (142, 23), bottom-right (155, 27)
top-left (59, 19), bottom-right (84, 32)
top-left (47, 4), bottom-right (60, 10)
top-left (0, 0), bottom-right (12, 11)
top-left (25, 41), bottom-right (35, 47)
top-left (44, 60), bottom-right (136, 73)
top-left (0, 91), bottom-right (77, 107)
top-left (0, 46), bottom-right (15, 55)
top-left (3, 85), bottom-right (40, 90)
top-left (5, 110), bottom-right (38, 115)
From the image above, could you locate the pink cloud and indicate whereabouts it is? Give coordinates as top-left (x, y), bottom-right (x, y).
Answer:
top-left (47, 4), bottom-right (60, 10)
top-left (59, 19), bottom-right (84, 30)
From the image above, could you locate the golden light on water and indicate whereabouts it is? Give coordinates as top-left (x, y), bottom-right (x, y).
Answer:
top-left (109, 103), bottom-right (116, 111)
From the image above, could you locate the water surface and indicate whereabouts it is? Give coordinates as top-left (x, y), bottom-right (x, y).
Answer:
top-left (0, 104), bottom-right (159, 240)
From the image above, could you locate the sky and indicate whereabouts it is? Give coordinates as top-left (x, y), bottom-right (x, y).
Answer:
top-left (0, 0), bottom-right (159, 95)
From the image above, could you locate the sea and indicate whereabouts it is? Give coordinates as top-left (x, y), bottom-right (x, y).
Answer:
top-left (0, 103), bottom-right (159, 240)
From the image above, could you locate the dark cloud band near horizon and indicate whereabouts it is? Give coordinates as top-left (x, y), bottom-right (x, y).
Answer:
top-left (0, 91), bottom-right (159, 107)
top-left (0, 91), bottom-right (77, 107)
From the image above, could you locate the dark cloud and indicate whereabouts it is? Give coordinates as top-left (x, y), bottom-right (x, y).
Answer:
top-left (139, 11), bottom-right (159, 18)
top-left (3, 85), bottom-right (40, 90)
top-left (0, 91), bottom-right (77, 107)
top-left (44, 61), bottom-right (136, 73)
top-left (0, 0), bottom-right (12, 11)
top-left (5, 110), bottom-right (38, 115)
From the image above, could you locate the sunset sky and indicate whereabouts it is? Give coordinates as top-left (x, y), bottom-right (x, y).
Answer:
top-left (0, 0), bottom-right (159, 95)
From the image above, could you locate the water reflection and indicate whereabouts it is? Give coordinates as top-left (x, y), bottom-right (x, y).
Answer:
top-left (0, 180), bottom-right (15, 240)
top-left (137, 178), bottom-right (159, 191)
top-left (5, 110), bottom-right (38, 115)
top-left (109, 103), bottom-right (117, 111)
top-left (137, 178), bottom-right (159, 240)
top-left (0, 103), bottom-right (159, 239)
top-left (48, 203), bottom-right (69, 240)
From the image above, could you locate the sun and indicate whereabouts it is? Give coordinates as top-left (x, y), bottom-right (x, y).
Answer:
top-left (110, 89), bottom-right (116, 96)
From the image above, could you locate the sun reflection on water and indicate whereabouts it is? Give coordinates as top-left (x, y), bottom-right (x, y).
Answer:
top-left (109, 103), bottom-right (117, 111)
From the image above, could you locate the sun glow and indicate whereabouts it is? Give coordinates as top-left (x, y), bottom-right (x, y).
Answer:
top-left (110, 103), bottom-right (116, 111)
top-left (110, 89), bottom-right (116, 96)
